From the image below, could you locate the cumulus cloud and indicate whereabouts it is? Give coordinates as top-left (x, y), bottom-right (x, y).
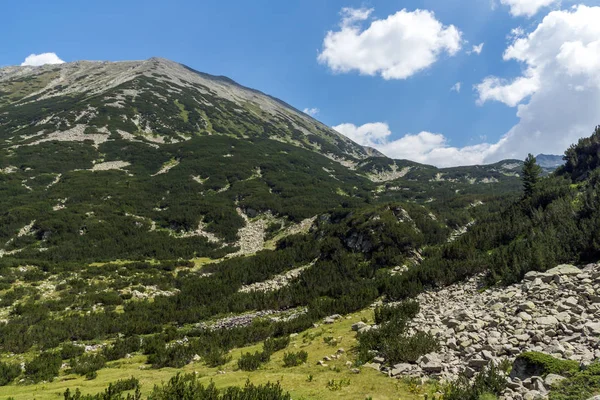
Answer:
top-left (500, 0), bottom-right (558, 17)
top-left (474, 5), bottom-right (600, 161)
top-left (468, 43), bottom-right (485, 55)
top-left (451, 82), bottom-right (462, 93)
top-left (333, 122), bottom-right (501, 167)
top-left (21, 52), bottom-right (65, 66)
top-left (318, 7), bottom-right (462, 80)
top-left (303, 107), bottom-right (320, 116)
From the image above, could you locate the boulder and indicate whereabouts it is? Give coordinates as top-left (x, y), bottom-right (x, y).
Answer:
top-left (546, 264), bottom-right (581, 276)
top-left (544, 373), bottom-right (566, 387)
top-left (535, 316), bottom-right (559, 326)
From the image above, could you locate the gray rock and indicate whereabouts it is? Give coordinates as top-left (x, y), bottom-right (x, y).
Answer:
top-left (536, 316), bottom-right (559, 326)
top-left (544, 373), bottom-right (566, 387)
top-left (351, 321), bottom-right (367, 331)
top-left (546, 264), bottom-right (581, 276)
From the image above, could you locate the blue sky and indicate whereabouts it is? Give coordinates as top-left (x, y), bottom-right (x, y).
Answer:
top-left (3, 0), bottom-right (600, 166)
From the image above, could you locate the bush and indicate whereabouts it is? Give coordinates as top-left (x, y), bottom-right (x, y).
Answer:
top-left (512, 352), bottom-right (579, 378)
top-left (282, 350), bottom-right (308, 367)
top-left (148, 343), bottom-right (194, 369)
top-left (64, 376), bottom-right (141, 400)
top-left (147, 373), bottom-right (291, 400)
top-left (60, 343), bottom-right (85, 360)
top-left (0, 361), bottom-right (21, 386)
top-left (103, 336), bottom-right (141, 361)
top-left (70, 353), bottom-right (106, 378)
top-left (374, 301), bottom-right (419, 325)
top-left (24, 351), bottom-right (62, 383)
top-left (550, 362), bottom-right (600, 400)
top-left (263, 336), bottom-right (290, 354)
top-left (238, 351), bottom-right (269, 371)
top-left (203, 347), bottom-right (231, 368)
top-left (443, 363), bottom-right (507, 400)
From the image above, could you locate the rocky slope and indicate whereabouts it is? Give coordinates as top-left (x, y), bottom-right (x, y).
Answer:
top-left (0, 58), bottom-right (374, 161)
top-left (359, 263), bottom-right (600, 399)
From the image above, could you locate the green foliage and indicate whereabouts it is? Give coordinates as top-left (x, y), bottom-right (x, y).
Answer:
top-left (282, 350), bottom-right (308, 367)
top-left (24, 351), bottom-right (61, 383)
top-left (63, 377), bottom-right (141, 400)
top-left (60, 343), bottom-right (85, 360)
top-left (522, 154), bottom-right (542, 197)
top-left (147, 373), bottom-right (291, 400)
top-left (549, 363), bottom-right (600, 400)
top-left (443, 364), bottom-right (507, 400)
top-left (515, 352), bottom-right (579, 377)
top-left (238, 351), bottom-right (270, 371)
top-left (0, 361), bottom-right (21, 386)
top-left (69, 353), bottom-right (106, 379)
top-left (263, 336), bottom-right (290, 354)
top-left (358, 301), bottom-right (437, 365)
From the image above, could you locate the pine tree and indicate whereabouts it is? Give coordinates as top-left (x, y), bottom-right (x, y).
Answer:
top-left (522, 153), bottom-right (542, 197)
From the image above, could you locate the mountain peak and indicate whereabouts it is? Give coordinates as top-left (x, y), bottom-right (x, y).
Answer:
top-left (0, 57), bottom-right (374, 161)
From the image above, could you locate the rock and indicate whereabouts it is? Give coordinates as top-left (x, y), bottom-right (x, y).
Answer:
top-left (544, 373), bottom-right (566, 387)
top-left (352, 321), bottom-right (367, 331)
top-left (585, 321), bottom-right (600, 335)
top-left (535, 316), bottom-right (559, 326)
top-left (391, 363), bottom-right (413, 376)
top-left (546, 264), bottom-right (581, 276)
top-left (518, 312), bottom-right (533, 321)
top-left (373, 356), bottom-right (385, 364)
top-left (421, 361), bottom-right (443, 373)
top-left (363, 362), bottom-right (381, 371)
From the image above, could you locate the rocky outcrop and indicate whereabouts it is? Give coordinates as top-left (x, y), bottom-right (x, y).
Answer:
top-left (362, 263), bottom-right (600, 399)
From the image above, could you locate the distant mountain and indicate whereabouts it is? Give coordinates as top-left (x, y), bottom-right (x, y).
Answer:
top-left (535, 154), bottom-right (564, 169)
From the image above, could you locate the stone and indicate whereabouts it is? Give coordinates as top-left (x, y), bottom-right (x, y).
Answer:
top-left (544, 373), bottom-right (566, 387)
top-left (518, 312), bottom-right (533, 321)
top-left (585, 321), bottom-right (600, 335)
top-left (363, 362), bottom-right (380, 371)
top-left (421, 361), bottom-right (443, 373)
top-left (351, 321), bottom-right (367, 331)
top-left (546, 264), bottom-right (581, 276)
top-left (536, 316), bottom-right (559, 326)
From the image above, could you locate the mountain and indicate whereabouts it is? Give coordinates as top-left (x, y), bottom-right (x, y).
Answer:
top-left (0, 57), bottom-right (376, 160)
top-left (0, 58), bottom-right (523, 263)
top-left (1, 57), bottom-right (599, 400)
top-left (535, 153), bottom-right (564, 169)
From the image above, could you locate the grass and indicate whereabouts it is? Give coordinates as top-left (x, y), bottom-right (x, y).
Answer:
top-left (0, 310), bottom-right (433, 400)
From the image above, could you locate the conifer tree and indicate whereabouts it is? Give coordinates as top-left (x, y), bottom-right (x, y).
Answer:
top-left (522, 153), bottom-right (542, 197)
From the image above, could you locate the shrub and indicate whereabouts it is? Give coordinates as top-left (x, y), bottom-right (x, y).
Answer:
top-left (148, 343), bottom-right (194, 369)
top-left (443, 364), bottom-right (507, 400)
top-left (263, 336), bottom-right (290, 354)
top-left (103, 336), bottom-right (141, 361)
top-left (24, 351), bottom-right (62, 383)
top-left (238, 351), bottom-right (269, 371)
top-left (549, 362), bottom-right (600, 400)
top-left (374, 301), bottom-right (419, 325)
top-left (70, 353), bottom-right (106, 378)
top-left (203, 347), bottom-right (231, 368)
top-left (0, 361), bottom-right (21, 386)
top-left (147, 373), bottom-right (291, 400)
top-left (512, 352), bottom-right (579, 378)
top-left (60, 343), bottom-right (85, 360)
top-left (282, 350), bottom-right (308, 367)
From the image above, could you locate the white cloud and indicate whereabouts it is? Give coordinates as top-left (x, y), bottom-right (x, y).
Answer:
top-left (468, 43), bottom-right (485, 55)
top-left (303, 107), bottom-right (320, 116)
top-left (476, 74), bottom-right (540, 106)
top-left (318, 7), bottom-right (462, 80)
top-left (500, 0), bottom-right (558, 17)
top-left (474, 5), bottom-right (600, 161)
top-left (333, 122), bottom-right (501, 167)
top-left (21, 52), bottom-right (65, 66)
top-left (451, 82), bottom-right (462, 92)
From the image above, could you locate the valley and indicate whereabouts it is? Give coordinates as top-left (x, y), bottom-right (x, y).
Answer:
top-left (0, 58), bottom-right (598, 400)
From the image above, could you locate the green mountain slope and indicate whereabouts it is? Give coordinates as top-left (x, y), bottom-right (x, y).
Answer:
top-left (0, 58), bottom-right (523, 263)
